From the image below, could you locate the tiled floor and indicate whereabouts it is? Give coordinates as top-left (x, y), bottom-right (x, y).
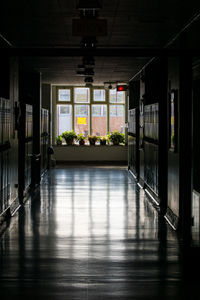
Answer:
top-left (0, 166), bottom-right (199, 299)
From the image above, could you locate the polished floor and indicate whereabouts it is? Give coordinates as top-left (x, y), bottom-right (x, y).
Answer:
top-left (0, 166), bottom-right (199, 299)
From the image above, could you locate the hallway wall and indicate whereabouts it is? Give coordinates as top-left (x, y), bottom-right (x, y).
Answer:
top-left (128, 53), bottom-right (199, 241)
top-left (0, 61), bottom-right (50, 222)
top-left (0, 57), bottom-right (19, 221)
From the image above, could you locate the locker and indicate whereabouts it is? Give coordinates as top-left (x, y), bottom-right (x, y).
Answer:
top-left (18, 103), bottom-right (33, 199)
top-left (0, 99), bottom-right (2, 145)
top-left (128, 109), bottom-right (136, 135)
top-left (41, 108), bottom-right (49, 174)
top-left (0, 98), bottom-right (11, 215)
top-left (144, 103), bottom-right (159, 141)
top-left (25, 104), bottom-right (33, 190)
top-left (144, 141), bottom-right (159, 195)
top-left (0, 152), bottom-right (2, 214)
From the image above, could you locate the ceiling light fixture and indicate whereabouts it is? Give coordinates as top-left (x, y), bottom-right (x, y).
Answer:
top-left (76, 0), bottom-right (102, 17)
top-left (85, 76), bottom-right (93, 83)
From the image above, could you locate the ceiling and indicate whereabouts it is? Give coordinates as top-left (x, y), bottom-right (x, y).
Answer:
top-left (1, 0), bottom-right (200, 85)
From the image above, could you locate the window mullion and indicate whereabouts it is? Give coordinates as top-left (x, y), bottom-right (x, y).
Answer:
top-left (72, 104), bottom-right (74, 131)
top-left (90, 90), bottom-right (92, 135)
top-left (89, 103), bottom-right (92, 135)
top-left (106, 89), bottom-right (110, 134)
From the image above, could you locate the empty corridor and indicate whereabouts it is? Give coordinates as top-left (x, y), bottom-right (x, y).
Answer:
top-left (0, 166), bottom-right (199, 299)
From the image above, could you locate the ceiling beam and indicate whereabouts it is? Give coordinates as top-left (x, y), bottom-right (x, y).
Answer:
top-left (0, 47), bottom-right (200, 57)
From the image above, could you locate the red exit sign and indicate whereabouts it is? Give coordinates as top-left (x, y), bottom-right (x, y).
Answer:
top-left (117, 85), bottom-right (128, 92)
top-left (72, 19), bottom-right (107, 36)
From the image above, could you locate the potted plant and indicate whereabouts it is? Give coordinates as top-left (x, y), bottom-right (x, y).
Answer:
top-left (108, 131), bottom-right (125, 145)
top-left (88, 135), bottom-right (98, 146)
top-left (77, 133), bottom-right (86, 146)
top-left (62, 130), bottom-right (77, 145)
top-left (99, 136), bottom-right (107, 145)
top-left (55, 135), bottom-right (63, 146)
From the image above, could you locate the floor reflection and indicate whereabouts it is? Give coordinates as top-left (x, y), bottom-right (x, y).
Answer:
top-left (0, 166), bottom-right (199, 299)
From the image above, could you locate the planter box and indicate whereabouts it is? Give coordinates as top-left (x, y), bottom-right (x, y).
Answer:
top-left (53, 145), bottom-right (127, 163)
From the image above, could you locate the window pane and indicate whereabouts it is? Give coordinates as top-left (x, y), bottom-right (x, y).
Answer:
top-left (92, 105), bottom-right (107, 136)
top-left (75, 105), bottom-right (89, 135)
top-left (93, 89), bottom-right (105, 102)
top-left (109, 105), bottom-right (124, 133)
top-left (109, 89), bottom-right (125, 103)
top-left (57, 105), bottom-right (72, 136)
top-left (58, 89), bottom-right (71, 101)
top-left (74, 88), bottom-right (90, 103)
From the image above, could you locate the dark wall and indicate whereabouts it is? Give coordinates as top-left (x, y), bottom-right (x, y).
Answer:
top-left (42, 84), bottom-right (51, 110)
top-left (0, 57), bottom-right (19, 217)
top-left (129, 80), bottom-right (140, 109)
top-left (145, 59), bottom-right (165, 105)
top-left (0, 56), bottom-right (10, 99)
top-left (19, 71), bottom-right (41, 192)
top-left (193, 78), bottom-right (200, 193)
top-left (42, 84), bottom-right (51, 145)
top-left (19, 71), bottom-right (41, 154)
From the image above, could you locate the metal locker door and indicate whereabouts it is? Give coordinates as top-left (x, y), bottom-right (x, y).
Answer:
top-left (0, 98), bottom-right (2, 145)
top-left (0, 152), bottom-right (2, 214)
top-left (25, 104), bottom-right (33, 190)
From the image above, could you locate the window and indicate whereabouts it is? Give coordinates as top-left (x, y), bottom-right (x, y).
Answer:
top-left (109, 105), bottom-right (124, 133)
top-left (109, 89), bottom-right (125, 103)
top-left (74, 88), bottom-right (90, 103)
top-left (75, 105), bottom-right (89, 135)
top-left (92, 105), bottom-right (107, 136)
top-left (58, 89), bottom-right (71, 101)
top-left (55, 86), bottom-right (126, 142)
top-left (93, 89), bottom-right (105, 102)
top-left (57, 105), bottom-right (72, 136)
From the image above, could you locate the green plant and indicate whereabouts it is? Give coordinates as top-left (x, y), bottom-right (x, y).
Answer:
top-left (108, 131), bottom-right (125, 145)
top-left (77, 133), bottom-right (86, 145)
top-left (99, 136), bottom-right (107, 145)
top-left (77, 133), bottom-right (86, 141)
top-left (88, 135), bottom-right (98, 145)
top-left (62, 130), bottom-right (77, 145)
top-left (55, 135), bottom-right (63, 145)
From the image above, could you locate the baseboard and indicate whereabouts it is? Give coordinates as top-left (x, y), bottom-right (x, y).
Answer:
top-left (128, 169), bottom-right (137, 179)
top-left (144, 186), bottom-right (160, 206)
top-left (0, 196), bottom-right (21, 228)
top-left (138, 177), bottom-right (145, 189)
top-left (10, 197), bottom-right (21, 216)
top-left (164, 207), bottom-right (179, 230)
